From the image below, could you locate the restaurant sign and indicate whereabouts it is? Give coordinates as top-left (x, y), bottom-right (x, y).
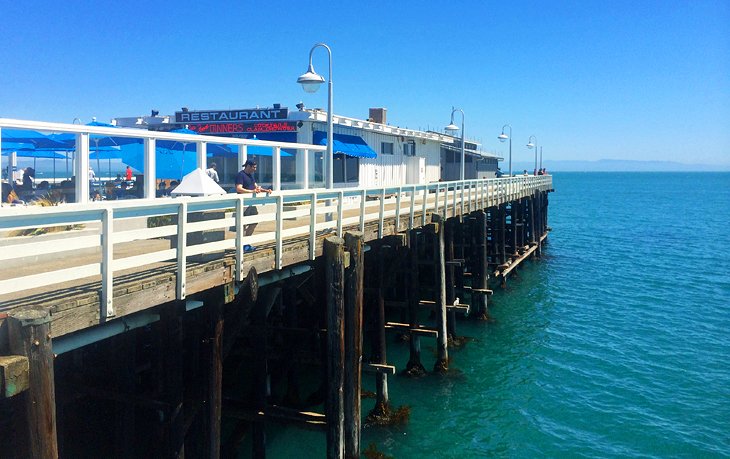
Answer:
top-left (188, 121), bottom-right (297, 135)
top-left (175, 108), bottom-right (289, 124)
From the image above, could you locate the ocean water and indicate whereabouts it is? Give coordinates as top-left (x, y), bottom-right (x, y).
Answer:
top-left (253, 172), bottom-right (730, 458)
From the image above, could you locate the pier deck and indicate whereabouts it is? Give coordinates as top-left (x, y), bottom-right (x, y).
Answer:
top-left (1, 177), bottom-right (550, 343)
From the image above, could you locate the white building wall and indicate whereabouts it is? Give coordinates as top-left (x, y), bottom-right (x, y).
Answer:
top-left (301, 120), bottom-right (447, 188)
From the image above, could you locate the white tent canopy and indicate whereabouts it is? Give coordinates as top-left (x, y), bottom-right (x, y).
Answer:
top-left (171, 168), bottom-right (227, 196)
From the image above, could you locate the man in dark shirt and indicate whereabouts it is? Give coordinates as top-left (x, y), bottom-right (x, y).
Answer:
top-left (235, 159), bottom-right (271, 237)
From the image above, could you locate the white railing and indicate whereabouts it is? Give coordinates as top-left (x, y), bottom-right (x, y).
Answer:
top-left (0, 176), bottom-right (552, 319)
top-left (0, 118), bottom-right (327, 202)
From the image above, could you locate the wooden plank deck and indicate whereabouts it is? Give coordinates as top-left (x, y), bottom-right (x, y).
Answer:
top-left (0, 208), bottom-right (421, 347)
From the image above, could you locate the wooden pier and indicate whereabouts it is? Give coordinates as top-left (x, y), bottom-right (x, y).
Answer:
top-left (0, 176), bottom-right (552, 458)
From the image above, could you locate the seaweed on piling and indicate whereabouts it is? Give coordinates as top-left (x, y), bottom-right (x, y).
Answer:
top-left (365, 401), bottom-right (410, 427)
top-left (363, 442), bottom-right (394, 459)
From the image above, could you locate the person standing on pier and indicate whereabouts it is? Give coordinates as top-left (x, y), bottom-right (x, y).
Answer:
top-left (236, 159), bottom-right (271, 238)
top-left (206, 162), bottom-right (220, 183)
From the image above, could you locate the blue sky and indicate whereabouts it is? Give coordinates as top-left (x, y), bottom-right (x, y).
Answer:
top-left (1, 0), bottom-right (728, 165)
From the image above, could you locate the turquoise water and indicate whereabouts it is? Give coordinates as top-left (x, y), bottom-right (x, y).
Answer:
top-left (257, 173), bottom-right (730, 458)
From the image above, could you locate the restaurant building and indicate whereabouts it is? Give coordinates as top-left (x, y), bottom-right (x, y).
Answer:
top-left (112, 105), bottom-right (501, 190)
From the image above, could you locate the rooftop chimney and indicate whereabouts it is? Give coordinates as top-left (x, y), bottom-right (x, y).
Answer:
top-left (369, 108), bottom-right (387, 124)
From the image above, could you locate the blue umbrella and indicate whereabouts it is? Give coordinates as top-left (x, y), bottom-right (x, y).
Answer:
top-left (50, 122), bottom-right (142, 179)
top-left (152, 128), bottom-right (232, 179)
top-left (1, 129), bottom-right (68, 149)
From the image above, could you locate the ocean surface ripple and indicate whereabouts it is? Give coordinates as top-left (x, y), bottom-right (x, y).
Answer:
top-left (262, 173), bottom-right (730, 458)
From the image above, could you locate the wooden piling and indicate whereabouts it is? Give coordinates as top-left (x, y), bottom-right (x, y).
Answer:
top-left (8, 309), bottom-right (58, 459)
top-left (375, 244), bottom-right (389, 408)
top-left (405, 230), bottom-right (426, 377)
top-left (111, 331), bottom-right (136, 459)
top-left (528, 194), bottom-right (536, 247)
top-left (442, 216), bottom-right (457, 338)
top-left (325, 236), bottom-right (346, 459)
top-left (473, 210), bottom-right (489, 319)
top-left (499, 204), bottom-right (507, 265)
top-left (205, 291), bottom-right (224, 459)
top-left (344, 232), bottom-right (364, 459)
top-left (160, 301), bottom-right (185, 459)
top-left (431, 221), bottom-right (449, 373)
top-left (251, 287), bottom-right (280, 459)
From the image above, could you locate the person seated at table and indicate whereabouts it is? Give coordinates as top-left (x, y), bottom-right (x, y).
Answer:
top-left (104, 181), bottom-right (116, 199)
top-left (156, 181), bottom-right (168, 197)
top-left (115, 181), bottom-right (129, 199)
top-left (37, 180), bottom-right (50, 191)
top-left (2, 182), bottom-right (24, 205)
top-left (20, 167), bottom-right (35, 192)
top-left (114, 174), bottom-right (123, 183)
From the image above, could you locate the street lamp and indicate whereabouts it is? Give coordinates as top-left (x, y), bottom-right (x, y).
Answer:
top-left (297, 43), bottom-right (333, 189)
top-left (444, 107), bottom-right (465, 181)
top-left (539, 146), bottom-right (543, 171)
top-left (527, 135), bottom-right (537, 175)
top-left (498, 124), bottom-right (512, 177)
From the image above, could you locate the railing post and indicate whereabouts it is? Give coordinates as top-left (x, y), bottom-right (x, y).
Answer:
top-left (452, 183), bottom-right (458, 219)
top-left (235, 196), bottom-right (245, 280)
top-left (359, 189), bottom-right (366, 233)
top-left (144, 138), bottom-right (156, 199)
top-left (302, 148), bottom-right (310, 190)
top-left (378, 189), bottom-right (386, 239)
top-left (409, 185), bottom-right (416, 230)
top-left (394, 187), bottom-right (402, 232)
top-left (337, 191), bottom-right (344, 237)
top-left (421, 186), bottom-right (428, 227)
top-left (177, 201), bottom-right (187, 299)
top-left (101, 208), bottom-right (115, 319)
top-left (442, 184), bottom-right (448, 220)
top-left (76, 132), bottom-right (90, 203)
top-left (434, 185), bottom-right (440, 217)
top-left (309, 192), bottom-right (317, 260)
top-left (273, 146), bottom-right (281, 192)
top-left (275, 195), bottom-right (284, 269)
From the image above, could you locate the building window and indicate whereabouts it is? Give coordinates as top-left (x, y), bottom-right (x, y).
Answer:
top-left (333, 153), bottom-right (360, 184)
top-left (403, 141), bottom-right (416, 157)
top-left (381, 142), bottom-right (394, 155)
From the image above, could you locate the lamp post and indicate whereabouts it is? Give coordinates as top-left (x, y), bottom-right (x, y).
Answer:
top-left (497, 124), bottom-right (512, 177)
top-left (527, 135), bottom-right (537, 175)
top-left (297, 43), bottom-right (333, 189)
top-left (444, 107), bottom-right (465, 181)
top-left (539, 146), bottom-right (543, 171)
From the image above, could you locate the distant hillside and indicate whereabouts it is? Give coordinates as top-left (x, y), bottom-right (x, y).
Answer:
top-left (510, 159), bottom-right (730, 172)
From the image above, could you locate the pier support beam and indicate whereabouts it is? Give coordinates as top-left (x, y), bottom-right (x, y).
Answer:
top-left (343, 232), bottom-right (364, 459)
top-left (431, 220), bottom-right (449, 373)
top-left (205, 290), bottom-right (224, 459)
top-left (443, 217), bottom-right (457, 339)
top-left (325, 237), bottom-right (346, 459)
top-left (8, 309), bottom-right (58, 459)
top-left (498, 204), bottom-right (507, 266)
top-left (473, 210), bottom-right (489, 319)
top-left (160, 301), bottom-right (185, 459)
top-left (405, 230), bottom-right (426, 377)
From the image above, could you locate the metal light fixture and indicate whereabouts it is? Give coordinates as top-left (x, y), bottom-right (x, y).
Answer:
top-left (527, 135), bottom-right (537, 175)
top-left (297, 65), bottom-right (325, 93)
top-left (297, 43), bottom-right (333, 188)
top-left (445, 107), bottom-right (465, 181)
top-left (498, 124), bottom-right (512, 177)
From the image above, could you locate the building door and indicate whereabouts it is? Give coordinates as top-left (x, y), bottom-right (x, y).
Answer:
top-left (405, 156), bottom-right (425, 184)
